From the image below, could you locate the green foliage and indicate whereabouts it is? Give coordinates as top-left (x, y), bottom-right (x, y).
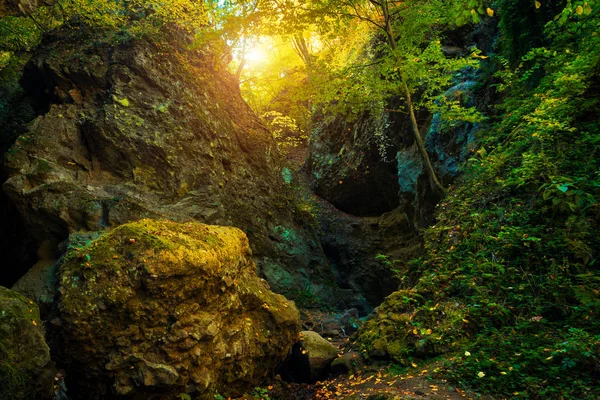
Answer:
top-left (0, 0), bottom-right (208, 53)
top-left (262, 111), bottom-right (307, 155)
top-left (375, 254), bottom-right (404, 280)
top-left (440, 325), bottom-right (600, 399)
top-left (452, 0), bottom-right (493, 26)
top-left (494, 0), bottom-right (566, 64)
top-left (250, 386), bottom-right (271, 399)
top-left (358, 0), bottom-right (600, 397)
top-left (305, 0), bottom-right (485, 134)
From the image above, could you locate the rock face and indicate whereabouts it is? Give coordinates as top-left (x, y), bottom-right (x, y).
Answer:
top-left (56, 219), bottom-right (300, 398)
top-left (306, 72), bottom-right (482, 306)
top-left (316, 199), bottom-right (423, 307)
top-left (0, 286), bottom-right (54, 400)
top-left (2, 26), bottom-right (335, 300)
top-left (307, 103), bottom-right (442, 226)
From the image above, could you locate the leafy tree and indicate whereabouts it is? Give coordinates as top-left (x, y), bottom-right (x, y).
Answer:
top-left (300, 0), bottom-right (486, 193)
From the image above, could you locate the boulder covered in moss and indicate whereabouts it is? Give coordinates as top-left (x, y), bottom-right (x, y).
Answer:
top-left (56, 219), bottom-right (300, 399)
top-left (356, 290), bottom-right (469, 363)
top-left (0, 286), bottom-right (54, 400)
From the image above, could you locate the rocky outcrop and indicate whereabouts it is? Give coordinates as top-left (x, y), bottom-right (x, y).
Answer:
top-left (317, 199), bottom-right (423, 307)
top-left (297, 331), bottom-right (338, 382)
top-left (306, 70), bottom-right (483, 307)
top-left (1, 26), bottom-right (340, 302)
top-left (307, 102), bottom-right (442, 226)
top-left (305, 105), bottom-right (439, 306)
top-left (307, 110), bottom-right (403, 218)
top-left (55, 219), bottom-right (300, 398)
top-left (0, 286), bottom-right (54, 400)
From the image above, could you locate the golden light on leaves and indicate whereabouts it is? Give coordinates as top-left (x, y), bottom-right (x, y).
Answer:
top-left (486, 8), bottom-right (494, 17)
top-left (535, 1), bottom-right (541, 9)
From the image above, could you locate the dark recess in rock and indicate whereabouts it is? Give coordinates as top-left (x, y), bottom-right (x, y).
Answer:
top-left (0, 186), bottom-right (37, 287)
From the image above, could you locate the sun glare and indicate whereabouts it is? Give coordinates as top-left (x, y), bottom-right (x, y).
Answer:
top-left (246, 46), bottom-right (267, 65)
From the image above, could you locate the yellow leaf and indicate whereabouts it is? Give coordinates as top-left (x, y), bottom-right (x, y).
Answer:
top-left (486, 8), bottom-right (494, 17)
top-left (535, 1), bottom-right (541, 9)
top-left (413, 328), bottom-right (418, 335)
top-left (32, 320), bottom-right (37, 326)
top-left (576, 5), bottom-right (583, 14)
top-left (426, 329), bottom-right (432, 335)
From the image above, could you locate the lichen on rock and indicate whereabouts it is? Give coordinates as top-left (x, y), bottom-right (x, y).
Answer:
top-left (56, 219), bottom-right (300, 398)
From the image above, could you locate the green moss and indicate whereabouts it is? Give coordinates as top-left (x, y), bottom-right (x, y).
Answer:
top-left (36, 158), bottom-right (52, 174)
top-left (281, 167), bottom-right (293, 184)
top-left (272, 225), bottom-right (297, 242)
top-left (0, 287), bottom-right (45, 399)
top-left (112, 95), bottom-right (130, 107)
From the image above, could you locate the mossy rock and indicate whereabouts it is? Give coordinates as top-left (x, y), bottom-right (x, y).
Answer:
top-left (57, 219), bottom-right (300, 399)
top-left (356, 290), bottom-right (469, 363)
top-left (0, 286), bottom-right (54, 400)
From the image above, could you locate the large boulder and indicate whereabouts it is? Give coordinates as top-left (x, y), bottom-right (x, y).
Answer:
top-left (0, 286), bottom-right (54, 400)
top-left (1, 25), bottom-right (338, 302)
top-left (55, 219), bottom-right (300, 398)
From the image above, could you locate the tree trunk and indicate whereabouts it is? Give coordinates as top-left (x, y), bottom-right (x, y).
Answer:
top-left (379, 0), bottom-right (445, 194)
top-left (402, 81), bottom-right (446, 194)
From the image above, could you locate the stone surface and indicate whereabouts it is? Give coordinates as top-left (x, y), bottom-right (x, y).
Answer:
top-left (11, 240), bottom-right (60, 314)
top-left (55, 219), bottom-right (300, 398)
top-left (316, 198), bottom-right (423, 307)
top-left (330, 351), bottom-right (363, 376)
top-left (1, 25), bottom-right (338, 301)
top-left (282, 330), bottom-right (338, 383)
top-left (0, 286), bottom-right (54, 400)
top-left (307, 110), bottom-right (403, 218)
top-left (305, 71), bottom-right (485, 306)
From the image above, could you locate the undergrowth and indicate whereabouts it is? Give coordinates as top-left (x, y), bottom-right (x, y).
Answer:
top-left (358, 1), bottom-right (600, 398)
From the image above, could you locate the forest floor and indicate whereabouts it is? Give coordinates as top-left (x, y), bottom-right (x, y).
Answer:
top-left (244, 148), bottom-right (486, 400)
top-left (236, 310), bottom-right (489, 400)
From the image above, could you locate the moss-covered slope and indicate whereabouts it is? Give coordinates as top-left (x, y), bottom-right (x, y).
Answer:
top-left (357, 2), bottom-right (600, 398)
